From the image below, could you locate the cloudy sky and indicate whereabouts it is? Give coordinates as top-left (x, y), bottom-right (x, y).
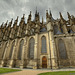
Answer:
top-left (0, 0), bottom-right (75, 25)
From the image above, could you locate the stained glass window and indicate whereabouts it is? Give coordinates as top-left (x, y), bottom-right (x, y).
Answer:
top-left (41, 36), bottom-right (47, 53)
top-left (58, 39), bottom-right (67, 59)
top-left (29, 38), bottom-right (35, 59)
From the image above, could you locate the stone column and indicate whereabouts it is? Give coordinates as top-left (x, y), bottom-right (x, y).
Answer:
top-left (20, 37), bottom-right (27, 69)
top-left (0, 41), bottom-right (9, 67)
top-left (49, 31), bottom-right (58, 69)
top-left (33, 33), bottom-right (38, 69)
top-left (47, 33), bottom-right (51, 69)
top-left (47, 22), bottom-right (58, 69)
top-left (9, 39), bottom-right (17, 68)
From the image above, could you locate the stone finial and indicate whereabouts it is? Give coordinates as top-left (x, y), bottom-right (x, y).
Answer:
top-left (59, 12), bottom-right (63, 19)
top-left (49, 9), bottom-right (52, 17)
top-left (67, 12), bottom-right (71, 19)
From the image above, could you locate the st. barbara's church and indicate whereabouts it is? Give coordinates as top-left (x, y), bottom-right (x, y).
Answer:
top-left (0, 9), bottom-right (75, 69)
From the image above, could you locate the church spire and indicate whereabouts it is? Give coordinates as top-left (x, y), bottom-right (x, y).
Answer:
top-left (35, 7), bottom-right (39, 22)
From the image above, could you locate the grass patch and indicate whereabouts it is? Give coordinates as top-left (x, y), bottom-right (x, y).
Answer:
top-left (38, 71), bottom-right (75, 75)
top-left (0, 68), bottom-right (21, 74)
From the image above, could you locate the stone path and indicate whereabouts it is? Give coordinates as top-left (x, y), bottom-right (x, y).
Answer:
top-left (1, 68), bottom-right (75, 75)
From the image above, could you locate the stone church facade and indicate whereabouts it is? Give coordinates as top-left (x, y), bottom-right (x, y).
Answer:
top-left (0, 10), bottom-right (75, 69)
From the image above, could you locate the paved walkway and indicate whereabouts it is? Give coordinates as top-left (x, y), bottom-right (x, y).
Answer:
top-left (1, 68), bottom-right (75, 75)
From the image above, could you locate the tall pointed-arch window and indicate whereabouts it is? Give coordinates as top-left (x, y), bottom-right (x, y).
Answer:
top-left (2, 42), bottom-right (8, 58)
top-left (41, 36), bottom-right (47, 53)
top-left (29, 37), bottom-right (35, 59)
top-left (9, 41), bottom-right (15, 59)
top-left (18, 39), bottom-right (24, 60)
top-left (58, 39), bottom-right (67, 59)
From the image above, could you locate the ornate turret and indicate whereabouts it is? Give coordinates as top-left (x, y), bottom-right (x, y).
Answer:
top-left (27, 11), bottom-right (32, 23)
top-left (35, 7), bottom-right (39, 22)
top-left (17, 14), bottom-right (25, 37)
top-left (46, 10), bottom-right (53, 23)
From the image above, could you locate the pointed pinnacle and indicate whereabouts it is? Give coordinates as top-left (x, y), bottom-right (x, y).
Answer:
top-left (67, 12), bottom-right (71, 19)
top-left (59, 12), bottom-right (63, 19)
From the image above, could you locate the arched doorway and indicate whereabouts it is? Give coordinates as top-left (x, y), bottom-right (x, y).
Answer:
top-left (42, 56), bottom-right (47, 68)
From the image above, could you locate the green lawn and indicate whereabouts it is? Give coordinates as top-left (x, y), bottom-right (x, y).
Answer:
top-left (38, 71), bottom-right (75, 75)
top-left (0, 68), bottom-right (21, 74)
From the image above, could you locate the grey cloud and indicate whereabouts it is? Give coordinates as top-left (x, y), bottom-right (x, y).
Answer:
top-left (0, 0), bottom-right (75, 25)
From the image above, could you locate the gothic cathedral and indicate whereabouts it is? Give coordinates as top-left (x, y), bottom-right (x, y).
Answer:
top-left (0, 10), bottom-right (75, 69)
